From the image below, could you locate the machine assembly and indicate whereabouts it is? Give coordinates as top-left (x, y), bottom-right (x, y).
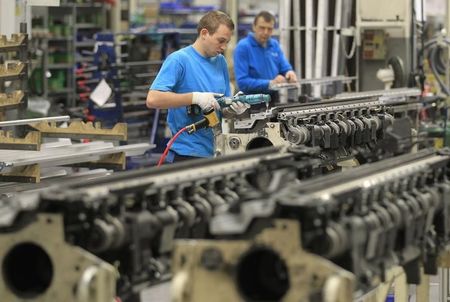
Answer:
top-left (216, 88), bottom-right (421, 164)
top-left (1, 146), bottom-right (450, 301)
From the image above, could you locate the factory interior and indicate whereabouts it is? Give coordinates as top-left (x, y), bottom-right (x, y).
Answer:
top-left (2, 0), bottom-right (450, 301)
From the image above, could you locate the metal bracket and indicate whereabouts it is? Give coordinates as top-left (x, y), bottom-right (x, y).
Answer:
top-left (0, 213), bottom-right (117, 301)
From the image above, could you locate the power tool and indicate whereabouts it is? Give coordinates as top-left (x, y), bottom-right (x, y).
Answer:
top-left (160, 94), bottom-right (271, 166)
top-left (187, 93), bottom-right (271, 115)
top-left (215, 93), bottom-right (271, 107)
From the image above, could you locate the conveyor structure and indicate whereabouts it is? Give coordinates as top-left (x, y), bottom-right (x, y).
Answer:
top-left (0, 146), bottom-right (325, 302)
top-left (216, 88), bottom-right (421, 164)
top-left (174, 148), bottom-right (450, 302)
top-left (1, 146), bottom-right (449, 301)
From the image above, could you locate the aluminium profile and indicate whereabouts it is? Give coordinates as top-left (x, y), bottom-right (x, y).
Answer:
top-left (0, 142), bottom-right (152, 174)
top-left (0, 116), bottom-right (70, 127)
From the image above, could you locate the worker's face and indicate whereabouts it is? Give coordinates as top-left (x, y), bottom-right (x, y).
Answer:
top-left (201, 24), bottom-right (232, 57)
top-left (253, 17), bottom-right (274, 45)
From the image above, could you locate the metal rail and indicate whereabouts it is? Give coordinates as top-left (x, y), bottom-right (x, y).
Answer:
top-left (0, 142), bottom-right (152, 173)
top-left (0, 116), bottom-right (70, 127)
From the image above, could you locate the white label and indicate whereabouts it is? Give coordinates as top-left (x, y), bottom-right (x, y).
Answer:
top-left (90, 79), bottom-right (112, 107)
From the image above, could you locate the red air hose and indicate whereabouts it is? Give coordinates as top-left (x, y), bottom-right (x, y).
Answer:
top-left (157, 127), bottom-right (187, 167)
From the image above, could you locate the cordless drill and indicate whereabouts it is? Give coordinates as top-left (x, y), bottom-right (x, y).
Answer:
top-left (215, 93), bottom-right (271, 107)
top-left (187, 93), bottom-right (271, 115)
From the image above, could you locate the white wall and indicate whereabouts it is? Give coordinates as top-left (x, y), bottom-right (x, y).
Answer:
top-left (0, 0), bottom-right (59, 36)
top-left (426, 0), bottom-right (446, 17)
top-left (0, 0), bottom-right (17, 36)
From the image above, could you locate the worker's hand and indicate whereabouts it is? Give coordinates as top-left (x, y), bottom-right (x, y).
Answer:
top-left (269, 75), bottom-right (287, 89)
top-left (192, 92), bottom-right (220, 111)
top-left (285, 70), bottom-right (298, 83)
top-left (271, 75), bottom-right (286, 84)
top-left (229, 101), bottom-right (251, 115)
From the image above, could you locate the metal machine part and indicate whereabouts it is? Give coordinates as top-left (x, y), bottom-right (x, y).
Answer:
top-left (2, 144), bottom-right (448, 301)
top-left (172, 220), bottom-right (354, 302)
top-left (215, 122), bottom-right (288, 156)
top-left (218, 88), bottom-right (421, 161)
top-left (333, 87), bottom-right (421, 101)
top-left (197, 148), bottom-right (450, 299)
top-left (0, 146), bottom-right (324, 301)
top-left (0, 213), bottom-right (117, 302)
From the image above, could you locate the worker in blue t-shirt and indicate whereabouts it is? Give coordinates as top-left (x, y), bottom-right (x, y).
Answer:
top-left (147, 11), bottom-right (249, 163)
top-left (233, 11), bottom-right (298, 100)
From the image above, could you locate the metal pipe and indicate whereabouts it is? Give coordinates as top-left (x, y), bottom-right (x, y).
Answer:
top-left (293, 0), bottom-right (301, 73)
top-left (0, 116), bottom-right (70, 127)
top-left (279, 0), bottom-right (291, 61)
top-left (305, 0), bottom-right (315, 79)
top-left (314, 0), bottom-right (328, 96)
top-left (331, 0), bottom-right (342, 76)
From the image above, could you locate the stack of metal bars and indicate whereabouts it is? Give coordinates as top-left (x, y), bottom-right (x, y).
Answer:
top-left (279, 0), bottom-right (355, 97)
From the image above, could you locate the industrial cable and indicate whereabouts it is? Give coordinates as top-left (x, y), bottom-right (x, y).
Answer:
top-left (431, 46), bottom-right (446, 75)
top-left (340, 33), bottom-right (356, 59)
top-left (157, 106), bottom-right (220, 166)
top-left (444, 104), bottom-right (449, 147)
top-left (418, 35), bottom-right (450, 147)
top-left (418, 36), bottom-right (450, 95)
top-left (417, 0), bottom-right (426, 92)
top-left (157, 127), bottom-right (187, 167)
top-left (427, 44), bottom-right (450, 95)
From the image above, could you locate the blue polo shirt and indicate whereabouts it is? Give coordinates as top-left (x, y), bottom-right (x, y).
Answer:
top-left (150, 45), bottom-right (231, 160)
top-left (234, 32), bottom-right (293, 94)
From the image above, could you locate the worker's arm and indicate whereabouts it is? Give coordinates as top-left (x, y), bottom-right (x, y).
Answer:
top-left (147, 54), bottom-right (191, 109)
top-left (147, 53), bottom-right (222, 110)
top-left (146, 90), bottom-right (192, 109)
top-left (234, 44), bottom-right (271, 93)
top-left (146, 90), bottom-right (220, 110)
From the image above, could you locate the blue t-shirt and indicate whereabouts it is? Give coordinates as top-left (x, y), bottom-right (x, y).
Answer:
top-left (150, 45), bottom-right (231, 159)
top-left (234, 32), bottom-right (293, 94)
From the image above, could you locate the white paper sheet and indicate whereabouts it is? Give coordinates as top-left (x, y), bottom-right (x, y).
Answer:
top-left (90, 78), bottom-right (112, 107)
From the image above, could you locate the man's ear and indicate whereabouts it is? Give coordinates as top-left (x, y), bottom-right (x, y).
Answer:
top-left (199, 28), bottom-right (209, 39)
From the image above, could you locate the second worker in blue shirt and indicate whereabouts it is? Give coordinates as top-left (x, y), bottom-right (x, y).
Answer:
top-left (233, 11), bottom-right (298, 100)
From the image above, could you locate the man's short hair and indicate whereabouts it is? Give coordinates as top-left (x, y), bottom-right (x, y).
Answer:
top-left (253, 11), bottom-right (276, 25)
top-left (197, 11), bottom-right (235, 35)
